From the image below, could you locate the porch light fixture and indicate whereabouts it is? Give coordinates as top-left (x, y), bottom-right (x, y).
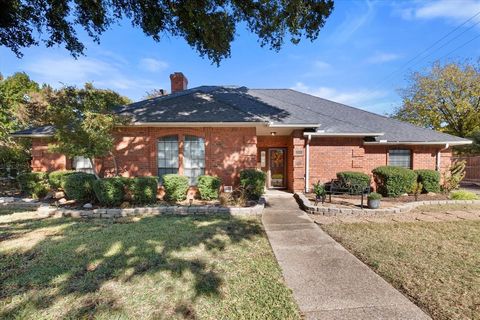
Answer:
top-left (270, 131), bottom-right (276, 136)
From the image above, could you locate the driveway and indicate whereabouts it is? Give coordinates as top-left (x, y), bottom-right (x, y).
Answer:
top-left (262, 195), bottom-right (431, 320)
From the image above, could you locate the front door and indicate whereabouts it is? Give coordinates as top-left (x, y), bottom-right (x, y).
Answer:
top-left (269, 148), bottom-right (286, 189)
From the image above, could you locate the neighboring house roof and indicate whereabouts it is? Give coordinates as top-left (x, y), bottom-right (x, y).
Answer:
top-left (12, 85), bottom-right (470, 144)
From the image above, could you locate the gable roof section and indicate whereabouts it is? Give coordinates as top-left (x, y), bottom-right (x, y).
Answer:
top-left (12, 85), bottom-right (470, 144)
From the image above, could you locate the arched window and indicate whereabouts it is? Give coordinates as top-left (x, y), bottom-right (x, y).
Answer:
top-left (184, 135), bottom-right (205, 185)
top-left (158, 135), bottom-right (179, 181)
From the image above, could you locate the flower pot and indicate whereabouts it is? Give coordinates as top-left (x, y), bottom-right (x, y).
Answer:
top-left (367, 199), bottom-right (381, 209)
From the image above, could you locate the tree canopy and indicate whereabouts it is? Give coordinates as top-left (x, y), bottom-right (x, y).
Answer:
top-left (45, 83), bottom-right (131, 177)
top-left (392, 61), bottom-right (480, 150)
top-left (0, 0), bottom-right (334, 64)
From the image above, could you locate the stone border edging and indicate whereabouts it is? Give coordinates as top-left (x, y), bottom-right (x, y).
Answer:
top-left (294, 193), bottom-right (480, 216)
top-left (33, 196), bottom-right (266, 219)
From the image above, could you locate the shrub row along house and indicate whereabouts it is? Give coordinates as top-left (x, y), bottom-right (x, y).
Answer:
top-left (13, 72), bottom-right (471, 193)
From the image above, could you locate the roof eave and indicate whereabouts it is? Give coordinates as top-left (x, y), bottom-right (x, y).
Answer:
top-left (304, 132), bottom-right (385, 137)
top-left (363, 140), bottom-right (472, 146)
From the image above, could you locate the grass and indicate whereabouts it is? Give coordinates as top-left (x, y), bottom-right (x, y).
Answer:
top-left (0, 210), bottom-right (300, 319)
top-left (323, 221), bottom-right (480, 320)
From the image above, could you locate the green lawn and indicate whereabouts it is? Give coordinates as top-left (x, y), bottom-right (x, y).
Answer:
top-left (323, 220), bottom-right (480, 320)
top-left (0, 210), bottom-right (300, 319)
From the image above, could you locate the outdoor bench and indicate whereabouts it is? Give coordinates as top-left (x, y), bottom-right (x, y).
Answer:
top-left (315, 179), bottom-right (371, 209)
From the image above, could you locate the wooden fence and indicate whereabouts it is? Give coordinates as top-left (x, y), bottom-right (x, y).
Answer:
top-left (454, 156), bottom-right (480, 182)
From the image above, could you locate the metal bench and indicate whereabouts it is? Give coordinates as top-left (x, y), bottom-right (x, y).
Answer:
top-left (315, 179), bottom-right (370, 209)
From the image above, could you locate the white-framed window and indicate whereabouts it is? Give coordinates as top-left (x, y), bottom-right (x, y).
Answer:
top-left (157, 135), bottom-right (179, 182)
top-left (73, 156), bottom-right (94, 174)
top-left (184, 135), bottom-right (205, 185)
top-left (389, 149), bottom-right (411, 168)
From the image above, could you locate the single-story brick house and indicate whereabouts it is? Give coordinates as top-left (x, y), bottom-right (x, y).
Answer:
top-left (13, 72), bottom-right (471, 193)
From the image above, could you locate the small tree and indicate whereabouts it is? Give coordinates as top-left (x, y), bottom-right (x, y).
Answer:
top-left (442, 160), bottom-right (466, 193)
top-left (47, 84), bottom-right (131, 178)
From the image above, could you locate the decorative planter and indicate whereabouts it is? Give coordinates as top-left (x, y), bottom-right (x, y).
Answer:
top-left (367, 199), bottom-right (381, 209)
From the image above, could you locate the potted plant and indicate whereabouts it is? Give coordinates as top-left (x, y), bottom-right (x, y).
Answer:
top-left (367, 192), bottom-right (382, 209)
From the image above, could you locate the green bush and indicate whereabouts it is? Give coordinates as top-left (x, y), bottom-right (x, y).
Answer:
top-left (48, 170), bottom-right (76, 189)
top-left (197, 175), bottom-right (221, 200)
top-left (312, 181), bottom-right (325, 198)
top-left (16, 172), bottom-right (50, 199)
top-left (367, 192), bottom-right (382, 200)
top-left (450, 190), bottom-right (478, 200)
top-left (93, 178), bottom-right (125, 206)
top-left (336, 171), bottom-right (370, 189)
top-left (130, 176), bottom-right (158, 204)
top-left (240, 169), bottom-right (266, 200)
top-left (415, 169), bottom-right (440, 193)
top-left (63, 172), bottom-right (96, 202)
top-left (163, 174), bottom-right (189, 202)
top-left (372, 166), bottom-right (417, 197)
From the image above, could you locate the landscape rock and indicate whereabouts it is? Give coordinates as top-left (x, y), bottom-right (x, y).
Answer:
top-left (58, 198), bottom-right (67, 205)
top-left (0, 197), bottom-right (14, 203)
top-left (83, 203), bottom-right (93, 209)
top-left (54, 191), bottom-right (65, 199)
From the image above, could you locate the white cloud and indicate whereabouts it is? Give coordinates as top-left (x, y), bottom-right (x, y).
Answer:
top-left (291, 82), bottom-right (387, 108)
top-left (398, 0), bottom-right (480, 23)
top-left (139, 58), bottom-right (169, 72)
top-left (24, 55), bottom-right (161, 100)
top-left (313, 60), bottom-right (331, 70)
top-left (366, 52), bottom-right (401, 64)
top-left (332, 0), bottom-right (376, 43)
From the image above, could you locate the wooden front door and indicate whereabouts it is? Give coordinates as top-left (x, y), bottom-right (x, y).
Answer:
top-left (268, 148), bottom-right (286, 189)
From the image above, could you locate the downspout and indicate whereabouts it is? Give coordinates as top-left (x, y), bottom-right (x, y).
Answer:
top-left (436, 143), bottom-right (449, 171)
top-left (305, 134), bottom-right (312, 193)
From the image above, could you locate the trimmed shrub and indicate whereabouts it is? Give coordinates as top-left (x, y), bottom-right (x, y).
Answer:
top-left (63, 172), bottom-right (96, 202)
top-left (93, 178), bottom-right (125, 206)
top-left (372, 166), bottom-right (417, 197)
top-left (48, 170), bottom-right (76, 189)
top-left (415, 169), bottom-right (440, 193)
top-left (336, 171), bottom-right (370, 189)
top-left (240, 169), bottom-right (266, 200)
top-left (130, 176), bottom-right (158, 204)
top-left (163, 174), bottom-right (189, 202)
top-left (16, 172), bottom-right (50, 199)
top-left (367, 192), bottom-right (382, 200)
top-left (197, 175), bottom-right (221, 200)
top-left (450, 190), bottom-right (478, 200)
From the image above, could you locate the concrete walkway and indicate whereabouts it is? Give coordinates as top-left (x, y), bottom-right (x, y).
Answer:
top-left (262, 195), bottom-right (431, 320)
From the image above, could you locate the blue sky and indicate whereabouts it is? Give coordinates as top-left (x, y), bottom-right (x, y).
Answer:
top-left (1, 0), bottom-right (480, 115)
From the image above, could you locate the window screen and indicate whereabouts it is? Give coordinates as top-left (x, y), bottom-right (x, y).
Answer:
top-left (184, 135), bottom-right (205, 185)
top-left (73, 156), bottom-right (94, 174)
top-left (389, 149), bottom-right (411, 168)
top-left (158, 136), bottom-right (179, 182)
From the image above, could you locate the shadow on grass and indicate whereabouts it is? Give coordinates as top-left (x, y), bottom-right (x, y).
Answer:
top-left (0, 214), bottom-right (262, 319)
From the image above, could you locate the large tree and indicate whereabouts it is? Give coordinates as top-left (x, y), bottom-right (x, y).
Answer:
top-left (0, 72), bottom-right (44, 172)
top-left (392, 61), bottom-right (480, 144)
top-left (0, 0), bottom-right (334, 64)
top-left (45, 83), bottom-right (131, 178)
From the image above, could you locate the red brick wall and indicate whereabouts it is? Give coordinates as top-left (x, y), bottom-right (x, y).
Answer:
top-left (30, 130), bottom-right (454, 193)
top-left (31, 138), bottom-right (69, 172)
top-left (307, 137), bottom-right (452, 190)
top-left (95, 127), bottom-right (255, 186)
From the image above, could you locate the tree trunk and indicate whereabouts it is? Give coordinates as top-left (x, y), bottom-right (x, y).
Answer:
top-left (88, 157), bottom-right (100, 179)
top-left (109, 151), bottom-right (119, 177)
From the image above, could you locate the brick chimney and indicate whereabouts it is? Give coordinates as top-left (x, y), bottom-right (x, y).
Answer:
top-left (170, 72), bottom-right (188, 93)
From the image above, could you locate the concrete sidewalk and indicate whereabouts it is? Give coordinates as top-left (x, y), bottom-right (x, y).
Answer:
top-left (262, 196), bottom-right (431, 320)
